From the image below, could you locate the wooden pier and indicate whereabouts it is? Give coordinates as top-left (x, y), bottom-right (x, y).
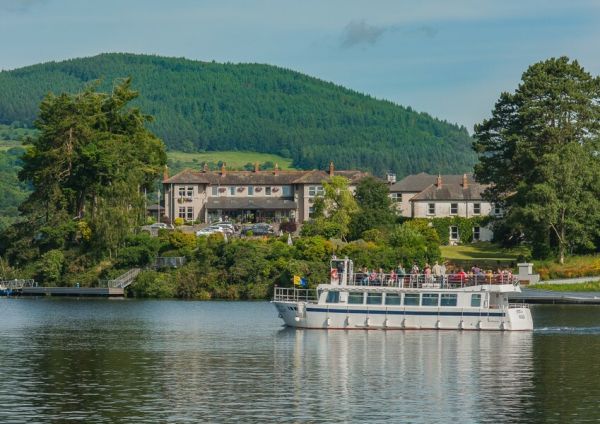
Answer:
top-left (20, 286), bottom-right (125, 297)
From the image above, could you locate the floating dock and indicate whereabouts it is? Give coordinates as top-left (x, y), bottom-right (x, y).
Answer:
top-left (20, 287), bottom-right (124, 297)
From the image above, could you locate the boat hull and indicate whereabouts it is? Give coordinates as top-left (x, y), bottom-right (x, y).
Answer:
top-left (273, 301), bottom-right (533, 331)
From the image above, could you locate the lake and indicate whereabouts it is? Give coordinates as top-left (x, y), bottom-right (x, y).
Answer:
top-left (0, 299), bottom-right (599, 423)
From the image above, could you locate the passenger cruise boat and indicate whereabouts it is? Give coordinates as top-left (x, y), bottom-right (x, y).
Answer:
top-left (273, 257), bottom-right (533, 331)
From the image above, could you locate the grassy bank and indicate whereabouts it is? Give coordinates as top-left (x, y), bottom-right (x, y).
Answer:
top-left (534, 255), bottom-right (600, 280)
top-left (530, 281), bottom-right (600, 292)
top-left (440, 242), bottom-right (529, 269)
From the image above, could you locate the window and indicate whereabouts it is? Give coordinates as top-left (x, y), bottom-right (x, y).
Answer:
top-left (366, 293), bottom-right (383, 305)
top-left (282, 185), bottom-right (292, 197)
top-left (440, 294), bottom-right (458, 307)
top-left (390, 193), bottom-right (402, 203)
top-left (308, 206), bottom-right (315, 218)
top-left (450, 226), bottom-right (459, 241)
top-left (212, 186), bottom-right (218, 196)
top-left (309, 186), bottom-right (324, 197)
top-left (428, 203), bottom-right (435, 215)
top-left (348, 292), bottom-right (364, 304)
top-left (450, 203), bottom-right (458, 215)
top-left (229, 187), bottom-right (236, 196)
top-left (473, 226), bottom-right (481, 241)
top-left (404, 293), bottom-right (420, 306)
top-left (186, 186), bottom-right (194, 197)
top-left (421, 293), bottom-right (439, 306)
top-left (326, 291), bottom-right (340, 304)
top-left (385, 293), bottom-right (401, 305)
top-left (471, 294), bottom-right (482, 307)
top-left (178, 186), bottom-right (186, 197)
top-left (265, 187), bottom-right (272, 195)
top-left (494, 204), bottom-right (502, 216)
top-left (248, 186), bottom-right (254, 196)
top-left (178, 207), bottom-right (186, 218)
top-left (473, 203), bottom-right (481, 215)
top-left (186, 207), bottom-right (194, 220)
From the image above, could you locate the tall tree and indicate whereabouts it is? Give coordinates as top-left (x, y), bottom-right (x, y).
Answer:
top-left (349, 176), bottom-right (397, 240)
top-left (473, 57), bottom-right (600, 262)
top-left (15, 78), bottom-right (166, 259)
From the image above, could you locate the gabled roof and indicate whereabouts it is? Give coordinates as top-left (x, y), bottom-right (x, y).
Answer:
top-left (410, 182), bottom-right (487, 201)
top-left (390, 173), bottom-right (477, 193)
top-left (163, 168), bottom-right (368, 185)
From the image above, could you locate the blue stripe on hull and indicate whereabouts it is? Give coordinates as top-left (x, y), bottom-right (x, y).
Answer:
top-left (305, 307), bottom-right (505, 318)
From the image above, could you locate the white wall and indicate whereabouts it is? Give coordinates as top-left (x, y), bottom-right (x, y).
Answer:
top-left (412, 200), bottom-right (494, 218)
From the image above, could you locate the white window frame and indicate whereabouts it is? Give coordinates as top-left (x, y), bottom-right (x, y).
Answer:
top-left (178, 207), bottom-right (186, 218)
top-left (494, 204), bottom-right (502, 216)
top-left (186, 207), bottom-right (194, 221)
top-left (229, 186), bottom-right (236, 196)
top-left (473, 226), bottom-right (481, 241)
top-left (473, 203), bottom-right (481, 215)
top-left (186, 186), bottom-right (193, 197)
top-left (450, 203), bottom-right (458, 215)
top-left (266, 187), bottom-right (272, 196)
top-left (178, 186), bottom-right (186, 197)
top-left (308, 186), bottom-right (324, 197)
top-left (248, 186), bottom-right (254, 196)
top-left (450, 226), bottom-right (459, 241)
top-left (212, 186), bottom-right (218, 196)
top-left (427, 203), bottom-right (435, 215)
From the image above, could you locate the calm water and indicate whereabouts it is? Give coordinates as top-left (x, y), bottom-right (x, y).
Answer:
top-left (0, 300), bottom-right (599, 423)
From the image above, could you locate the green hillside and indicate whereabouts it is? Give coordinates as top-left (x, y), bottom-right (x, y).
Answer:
top-left (0, 53), bottom-right (475, 176)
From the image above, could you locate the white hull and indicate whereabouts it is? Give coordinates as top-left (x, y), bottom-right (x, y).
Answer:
top-left (273, 302), bottom-right (533, 331)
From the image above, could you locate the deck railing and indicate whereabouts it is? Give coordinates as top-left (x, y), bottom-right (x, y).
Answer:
top-left (273, 287), bottom-right (317, 302)
top-left (348, 273), bottom-right (517, 288)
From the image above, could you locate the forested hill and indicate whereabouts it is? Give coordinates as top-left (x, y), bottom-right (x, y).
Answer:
top-left (0, 53), bottom-right (475, 176)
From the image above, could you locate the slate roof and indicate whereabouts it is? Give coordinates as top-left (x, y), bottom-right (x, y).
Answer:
top-left (206, 198), bottom-right (298, 210)
top-left (390, 172), bottom-right (477, 193)
top-left (410, 182), bottom-right (487, 201)
top-left (164, 168), bottom-right (368, 185)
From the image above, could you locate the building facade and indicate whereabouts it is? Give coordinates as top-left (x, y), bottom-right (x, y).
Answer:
top-left (162, 162), bottom-right (367, 224)
top-left (389, 173), bottom-right (500, 243)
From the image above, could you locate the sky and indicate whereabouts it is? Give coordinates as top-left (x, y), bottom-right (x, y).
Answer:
top-left (1, 0), bottom-right (599, 130)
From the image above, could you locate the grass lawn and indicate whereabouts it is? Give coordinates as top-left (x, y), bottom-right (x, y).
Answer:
top-left (0, 140), bottom-right (22, 151)
top-left (167, 151), bottom-right (295, 171)
top-left (530, 281), bottom-right (600, 292)
top-left (533, 255), bottom-right (600, 280)
top-left (441, 242), bottom-right (529, 262)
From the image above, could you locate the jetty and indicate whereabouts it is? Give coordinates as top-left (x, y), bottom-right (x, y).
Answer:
top-left (1, 269), bottom-right (140, 298)
top-left (509, 288), bottom-right (600, 304)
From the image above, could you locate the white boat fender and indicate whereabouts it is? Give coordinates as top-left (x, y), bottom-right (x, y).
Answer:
top-left (383, 318), bottom-right (389, 328)
top-left (365, 317), bottom-right (371, 327)
top-left (459, 320), bottom-right (464, 330)
top-left (294, 316), bottom-right (300, 322)
top-left (346, 316), bottom-right (351, 326)
top-left (326, 317), bottom-right (332, 327)
top-left (401, 318), bottom-right (406, 328)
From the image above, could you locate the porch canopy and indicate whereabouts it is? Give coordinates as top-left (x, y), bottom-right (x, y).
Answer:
top-left (206, 198), bottom-right (298, 210)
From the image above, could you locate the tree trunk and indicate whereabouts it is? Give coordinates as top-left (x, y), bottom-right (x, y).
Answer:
top-left (559, 226), bottom-right (566, 264)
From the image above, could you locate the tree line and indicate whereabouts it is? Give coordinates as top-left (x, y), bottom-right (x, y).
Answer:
top-left (0, 53), bottom-right (476, 177)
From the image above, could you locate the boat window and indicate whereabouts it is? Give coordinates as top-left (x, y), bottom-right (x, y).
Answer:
top-left (440, 293), bottom-right (458, 307)
top-left (404, 293), bottom-right (420, 306)
top-left (421, 293), bottom-right (439, 306)
top-left (326, 291), bottom-right (340, 304)
top-left (348, 292), bottom-right (364, 304)
top-left (366, 293), bottom-right (383, 305)
top-left (471, 294), bottom-right (482, 307)
top-left (385, 293), bottom-right (401, 305)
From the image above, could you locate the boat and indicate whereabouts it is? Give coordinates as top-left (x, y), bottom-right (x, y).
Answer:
top-left (272, 257), bottom-right (533, 331)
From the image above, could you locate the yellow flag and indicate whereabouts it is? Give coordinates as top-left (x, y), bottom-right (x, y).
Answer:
top-left (293, 275), bottom-right (301, 286)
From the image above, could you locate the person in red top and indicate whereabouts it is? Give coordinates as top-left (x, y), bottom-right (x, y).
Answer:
top-left (456, 268), bottom-right (468, 284)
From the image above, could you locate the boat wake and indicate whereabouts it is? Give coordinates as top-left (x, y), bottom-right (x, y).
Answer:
top-left (535, 326), bottom-right (600, 335)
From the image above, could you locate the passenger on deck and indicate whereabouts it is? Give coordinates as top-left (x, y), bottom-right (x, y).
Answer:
top-left (424, 263), bottom-right (432, 283)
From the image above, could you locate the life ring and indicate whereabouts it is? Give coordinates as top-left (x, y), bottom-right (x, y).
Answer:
top-left (330, 268), bottom-right (338, 280)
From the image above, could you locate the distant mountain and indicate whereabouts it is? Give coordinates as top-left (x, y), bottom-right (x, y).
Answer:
top-left (0, 53), bottom-right (475, 176)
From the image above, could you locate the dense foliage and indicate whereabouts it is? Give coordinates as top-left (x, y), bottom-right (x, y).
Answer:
top-left (474, 57), bottom-right (600, 263)
top-left (0, 79), bottom-right (167, 273)
top-left (0, 148), bottom-right (29, 231)
top-left (0, 53), bottom-right (476, 177)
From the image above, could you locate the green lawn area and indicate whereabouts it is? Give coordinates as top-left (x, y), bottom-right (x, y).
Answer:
top-left (530, 281), bottom-right (600, 292)
top-left (441, 242), bottom-right (529, 262)
top-left (167, 150), bottom-right (295, 174)
top-left (0, 140), bottom-right (22, 151)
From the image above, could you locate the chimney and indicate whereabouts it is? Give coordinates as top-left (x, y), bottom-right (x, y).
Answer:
top-left (436, 174), bottom-right (442, 188)
top-left (329, 161), bottom-right (334, 177)
top-left (386, 172), bottom-right (396, 184)
top-left (221, 162), bottom-right (226, 176)
top-left (202, 162), bottom-right (209, 173)
top-left (163, 165), bottom-right (169, 182)
top-left (254, 162), bottom-right (260, 173)
top-left (273, 163), bottom-right (279, 175)
top-left (462, 173), bottom-right (468, 188)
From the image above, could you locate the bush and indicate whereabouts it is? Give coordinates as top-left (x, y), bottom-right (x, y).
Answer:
top-left (129, 270), bottom-right (176, 298)
top-left (36, 249), bottom-right (65, 285)
top-left (280, 221), bottom-right (298, 233)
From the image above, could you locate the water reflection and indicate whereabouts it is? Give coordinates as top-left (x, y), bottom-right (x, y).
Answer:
top-left (0, 300), bottom-right (598, 423)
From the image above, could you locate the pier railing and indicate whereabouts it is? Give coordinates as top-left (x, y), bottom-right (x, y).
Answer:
top-left (0, 279), bottom-right (37, 290)
top-left (274, 287), bottom-right (317, 302)
top-left (347, 273), bottom-right (518, 289)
